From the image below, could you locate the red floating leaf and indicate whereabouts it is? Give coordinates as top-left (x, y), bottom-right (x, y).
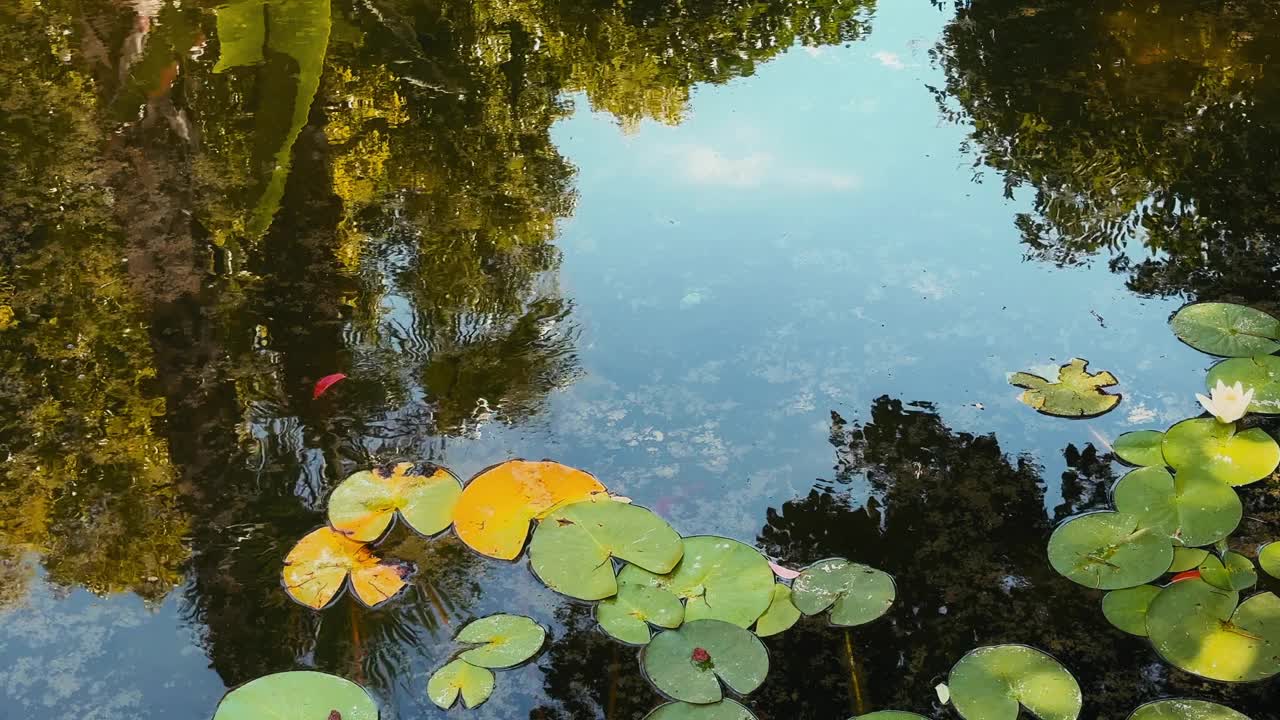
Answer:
top-left (313, 373), bottom-right (348, 399)
top-left (1170, 570), bottom-right (1201, 584)
top-left (768, 561), bottom-right (801, 580)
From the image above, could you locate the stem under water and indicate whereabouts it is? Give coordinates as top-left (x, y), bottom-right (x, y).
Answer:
top-left (844, 629), bottom-right (867, 716)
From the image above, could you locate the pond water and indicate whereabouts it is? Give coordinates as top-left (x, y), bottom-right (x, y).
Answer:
top-left (2, 0), bottom-right (1278, 718)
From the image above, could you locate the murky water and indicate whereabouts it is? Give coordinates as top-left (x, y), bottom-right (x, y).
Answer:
top-left (1, 0), bottom-right (1278, 717)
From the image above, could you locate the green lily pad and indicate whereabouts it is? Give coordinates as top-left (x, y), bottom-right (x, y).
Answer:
top-left (1170, 547), bottom-right (1210, 573)
top-left (1010, 358), bottom-right (1121, 418)
top-left (792, 558), bottom-right (896, 626)
top-left (427, 659), bottom-right (495, 710)
top-left (645, 700), bottom-right (759, 720)
top-left (1171, 303), bottom-right (1280, 357)
top-left (1047, 512), bottom-right (1174, 590)
top-left (853, 714), bottom-right (931, 720)
top-left (947, 645), bottom-right (1082, 720)
top-left (1111, 466), bottom-right (1241, 547)
top-left (212, 671), bottom-right (379, 720)
top-left (1206, 355), bottom-right (1280, 415)
top-left (1198, 552), bottom-right (1257, 592)
top-left (1147, 578), bottom-right (1280, 682)
top-left (529, 496), bottom-right (683, 600)
top-left (456, 614), bottom-right (546, 668)
top-left (597, 583), bottom-right (685, 645)
top-left (1260, 542), bottom-right (1280, 579)
top-left (1102, 584), bottom-right (1162, 636)
top-left (1128, 699), bottom-right (1251, 720)
top-left (1162, 418), bottom-right (1280, 487)
top-left (642, 620), bottom-right (769, 704)
top-left (754, 584), bottom-right (802, 637)
top-left (1113, 430), bottom-right (1167, 467)
top-left (327, 463), bottom-right (462, 541)
top-left (619, 536), bottom-right (775, 628)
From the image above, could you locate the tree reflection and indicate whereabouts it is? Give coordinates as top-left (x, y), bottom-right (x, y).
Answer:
top-left (756, 397), bottom-right (1272, 716)
top-left (935, 0), bottom-right (1280, 301)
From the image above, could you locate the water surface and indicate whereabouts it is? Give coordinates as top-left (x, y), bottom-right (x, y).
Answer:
top-left (1, 0), bottom-right (1278, 717)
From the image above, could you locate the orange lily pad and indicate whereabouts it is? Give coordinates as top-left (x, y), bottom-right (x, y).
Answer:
top-left (327, 463), bottom-right (463, 542)
top-left (282, 527), bottom-right (408, 609)
top-left (453, 460), bottom-right (607, 560)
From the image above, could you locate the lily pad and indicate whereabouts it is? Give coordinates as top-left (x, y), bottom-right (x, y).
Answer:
top-left (1170, 547), bottom-right (1210, 573)
top-left (854, 714), bottom-right (931, 720)
top-left (1128, 699), bottom-right (1251, 720)
top-left (619, 536), bottom-right (775, 628)
top-left (754, 584), bottom-right (801, 637)
top-left (1260, 542), bottom-right (1280, 579)
top-left (643, 620), bottom-right (769, 704)
top-left (529, 496), bottom-right (683, 600)
top-left (1162, 419), bottom-right (1280, 487)
top-left (1102, 585), bottom-right (1162, 636)
top-left (213, 671), bottom-right (378, 720)
top-left (645, 700), bottom-right (759, 720)
top-left (597, 583), bottom-right (686, 645)
top-left (1047, 512), bottom-right (1173, 590)
top-left (1010, 358), bottom-right (1121, 418)
top-left (282, 526), bottom-right (407, 609)
top-left (453, 460), bottom-right (607, 560)
top-left (948, 645), bottom-right (1082, 720)
top-left (791, 558), bottom-right (896, 626)
top-left (327, 462), bottom-right (462, 541)
top-left (456, 614), bottom-right (546, 668)
top-left (1170, 303), bottom-right (1280, 357)
top-left (1198, 552), bottom-right (1257, 592)
top-left (1113, 430), bottom-right (1166, 467)
top-left (1146, 578), bottom-right (1280, 682)
top-left (1111, 466), bottom-right (1242, 547)
top-left (427, 659), bottom-right (495, 710)
top-left (1206, 355), bottom-right (1280, 414)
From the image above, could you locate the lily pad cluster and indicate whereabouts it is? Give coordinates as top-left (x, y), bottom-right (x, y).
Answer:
top-left (1041, 302), bottom-right (1280, 685)
top-left (427, 614), bottom-right (547, 710)
top-left (273, 458), bottom-right (894, 717)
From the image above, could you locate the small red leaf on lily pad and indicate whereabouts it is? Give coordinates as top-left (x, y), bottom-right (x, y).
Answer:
top-left (1170, 570), bottom-right (1201, 583)
top-left (314, 373), bottom-right (348, 399)
top-left (768, 561), bottom-right (800, 580)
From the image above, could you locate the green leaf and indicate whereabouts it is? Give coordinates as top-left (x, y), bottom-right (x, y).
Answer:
top-left (1206, 355), bottom-right (1280, 414)
top-left (1113, 430), bottom-right (1166, 467)
top-left (427, 659), bottom-right (495, 709)
top-left (619, 536), bottom-right (775, 628)
top-left (1047, 511), bottom-right (1173, 589)
top-left (529, 496), bottom-right (683, 600)
top-left (1260, 542), bottom-right (1280, 579)
top-left (1128, 699), bottom-right (1251, 720)
top-left (853, 714), bottom-right (931, 720)
top-left (1162, 418), bottom-right (1279, 487)
top-left (1146, 578), bottom-right (1280, 682)
top-left (644, 700), bottom-right (760, 720)
top-left (754, 584), bottom-right (801, 637)
top-left (212, 671), bottom-right (378, 720)
top-left (212, 0), bottom-right (266, 72)
top-left (1170, 303), bottom-right (1280, 357)
top-left (596, 583), bottom-right (685, 645)
top-left (1169, 547), bottom-right (1210, 573)
top-left (947, 645), bottom-right (1082, 720)
top-left (791, 558), bottom-right (896, 626)
top-left (1009, 358), bottom-right (1121, 418)
top-left (327, 463), bottom-right (462, 541)
top-left (456, 614), bottom-right (546, 668)
top-left (1198, 552), bottom-right (1257, 592)
top-left (642, 620), bottom-right (769, 704)
top-left (1111, 466), bottom-right (1241, 547)
top-left (1101, 585), bottom-right (1161, 636)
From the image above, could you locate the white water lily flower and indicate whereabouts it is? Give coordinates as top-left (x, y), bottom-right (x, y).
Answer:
top-left (1195, 380), bottom-right (1255, 424)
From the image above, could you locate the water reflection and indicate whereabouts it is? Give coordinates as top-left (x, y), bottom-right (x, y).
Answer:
top-left (935, 0), bottom-right (1280, 301)
top-left (4, 0), bottom-right (1280, 716)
